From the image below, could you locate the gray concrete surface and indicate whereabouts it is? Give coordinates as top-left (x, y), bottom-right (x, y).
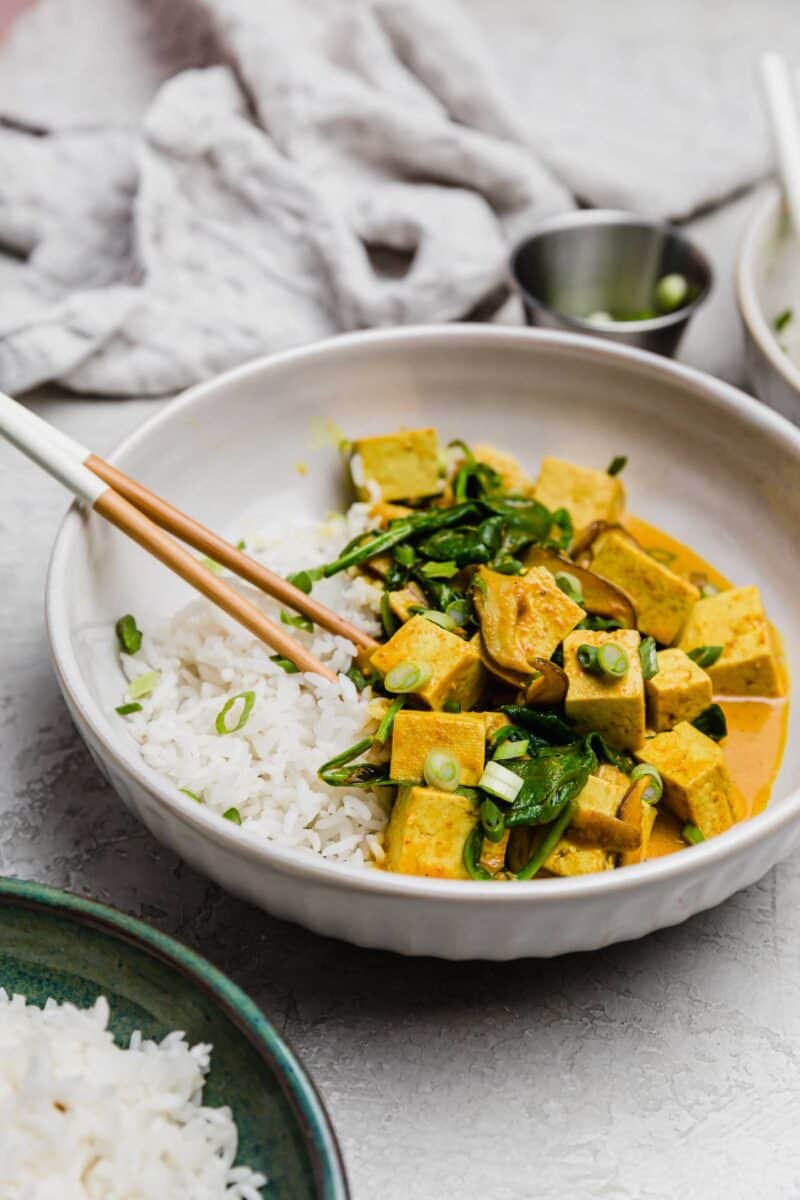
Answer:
top-left (3, 6), bottom-right (800, 1199)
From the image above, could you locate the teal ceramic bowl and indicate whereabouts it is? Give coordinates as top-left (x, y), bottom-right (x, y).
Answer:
top-left (0, 878), bottom-right (348, 1199)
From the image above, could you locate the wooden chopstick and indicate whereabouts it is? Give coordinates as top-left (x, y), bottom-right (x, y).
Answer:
top-left (94, 489), bottom-right (339, 682)
top-left (85, 455), bottom-right (380, 653)
top-left (0, 392), bottom-right (339, 681)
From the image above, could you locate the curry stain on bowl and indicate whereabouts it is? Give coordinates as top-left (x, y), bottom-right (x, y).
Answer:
top-left (0, 878), bottom-right (348, 1200)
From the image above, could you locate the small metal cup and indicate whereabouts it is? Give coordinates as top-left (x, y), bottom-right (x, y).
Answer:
top-left (511, 210), bottom-right (712, 357)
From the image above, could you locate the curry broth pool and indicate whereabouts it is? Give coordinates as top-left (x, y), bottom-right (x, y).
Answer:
top-left (115, 430), bottom-right (789, 881)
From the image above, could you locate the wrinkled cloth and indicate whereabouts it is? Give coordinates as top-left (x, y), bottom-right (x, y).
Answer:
top-left (0, 0), bottom-right (569, 396)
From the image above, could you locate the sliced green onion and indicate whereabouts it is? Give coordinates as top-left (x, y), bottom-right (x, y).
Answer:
top-left (180, 787), bottom-right (202, 803)
top-left (554, 571), bottom-right (583, 605)
top-left (115, 614), bottom-right (143, 655)
top-left (445, 599), bottom-right (471, 628)
top-left (286, 569), bottom-right (321, 594)
top-left (200, 556), bottom-right (224, 575)
top-left (394, 543), bottom-right (417, 567)
top-left (630, 762), bottom-right (663, 805)
top-left (236, 539), bottom-right (246, 550)
top-left (443, 700), bottom-right (462, 713)
top-left (480, 798), bottom-right (505, 843)
top-left (271, 655), bottom-right (300, 674)
top-left (380, 592), bottom-right (399, 638)
top-left (463, 826), bottom-right (492, 880)
top-left (515, 799), bottom-right (576, 881)
top-left (374, 697), bottom-right (405, 745)
top-left (597, 643), bottom-right (629, 677)
top-left (688, 645), bottom-right (723, 668)
top-left (223, 807), bottom-right (242, 825)
top-left (655, 273), bottom-right (689, 313)
top-left (478, 761), bottom-right (523, 804)
top-left (115, 702), bottom-right (143, 715)
top-left (606, 455), bottom-right (627, 477)
top-left (639, 636), bottom-right (659, 681)
top-left (577, 643), bottom-right (599, 672)
top-left (384, 661), bottom-right (431, 693)
top-left (127, 670), bottom-right (160, 700)
top-left (420, 560), bottom-right (459, 579)
top-left (577, 642), bottom-right (629, 678)
top-left (419, 609), bottom-right (457, 632)
top-left (700, 582), bottom-right (721, 598)
top-left (682, 822), bottom-right (704, 845)
top-left (774, 307), bottom-right (793, 333)
top-left (215, 690), bottom-right (256, 735)
top-left (281, 609), bottom-right (314, 633)
top-left (493, 738), bottom-right (529, 762)
top-left (346, 664), bottom-right (369, 691)
top-left (424, 748), bottom-right (461, 791)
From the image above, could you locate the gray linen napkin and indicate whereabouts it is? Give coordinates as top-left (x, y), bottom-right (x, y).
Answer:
top-left (0, 0), bottom-right (570, 396)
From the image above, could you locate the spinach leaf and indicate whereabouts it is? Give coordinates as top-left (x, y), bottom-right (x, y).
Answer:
top-left (583, 731), bottom-right (634, 773)
top-left (504, 739), bottom-right (597, 827)
top-left (417, 515), bottom-right (504, 566)
top-left (692, 703), bottom-right (727, 742)
top-left (501, 706), bottom-right (574, 744)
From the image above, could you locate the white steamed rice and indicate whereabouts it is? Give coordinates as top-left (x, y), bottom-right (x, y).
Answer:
top-left (0, 990), bottom-right (265, 1200)
top-left (118, 504), bottom-right (391, 867)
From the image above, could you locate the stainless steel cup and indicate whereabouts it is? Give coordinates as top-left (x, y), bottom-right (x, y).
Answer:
top-left (511, 210), bottom-right (712, 357)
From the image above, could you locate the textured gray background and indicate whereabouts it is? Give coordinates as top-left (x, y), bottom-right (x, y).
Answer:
top-left (3, 4), bottom-right (800, 1199)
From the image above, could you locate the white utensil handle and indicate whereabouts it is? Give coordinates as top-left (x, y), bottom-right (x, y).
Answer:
top-left (0, 392), bottom-right (105, 505)
top-left (760, 52), bottom-right (800, 240)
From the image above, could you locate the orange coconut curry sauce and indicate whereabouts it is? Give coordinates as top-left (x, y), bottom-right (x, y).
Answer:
top-left (625, 515), bottom-right (790, 858)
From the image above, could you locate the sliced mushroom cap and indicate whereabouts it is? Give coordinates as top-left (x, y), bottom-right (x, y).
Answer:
top-left (523, 658), bottom-right (569, 706)
top-left (569, 809), bottom-right (641, 851)
top-left (522, 544), bottom-right (637, 629)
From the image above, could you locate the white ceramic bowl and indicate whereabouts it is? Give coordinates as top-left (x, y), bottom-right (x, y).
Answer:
top-left (47, 327), bottom-right (800, 960)
top-left (738, 185), bottom-right (800, 424)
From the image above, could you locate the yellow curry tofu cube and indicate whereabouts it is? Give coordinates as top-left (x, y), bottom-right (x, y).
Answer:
top-left (385, 786), bottom-right (478, 879)
top-left (545, 775), bottom-right (625, 877)
top-left (370, 615), bottom-right (485, 710)
top-left (533, 457), bottom-right (625, 537)
top-left (483, 711), bottom-right (512, 742)
top-left (645, 648), bottom-right (713, 731)
top-left (390, 711), bottom-right (486, 786)
top-left (677, 586), bottom-right (783, 697)
top-left (351, 428), bottom-right (442, 502)
top-left (475, 565), bottom-right (584, 673)
top-left (563, 629), bottom-right (646, 750)
top-left (471, 443), bottom-right (532, 494)
top-left (589, 529), bottom-right (698, 645)
top-left (634, 721), bottom-right (739, 838)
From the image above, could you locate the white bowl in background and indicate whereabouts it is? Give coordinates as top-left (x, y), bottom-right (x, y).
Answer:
top-left (737, 184), bottom-right (800, 425)
top-left (47, 327), bottom-right (800, 959)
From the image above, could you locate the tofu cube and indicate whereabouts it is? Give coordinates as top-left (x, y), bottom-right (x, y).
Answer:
top-left (617, 777), bottom-right (659, 867)
top-left (634, 721), bottom-right (739, 838)
top-left (677, 586), bottom-right (784, 697)
top-left (645, 648), bottom-right (713, 731)
top-left (389, 711), bottom-right (486, 786)
top-left (385, 786), bottom-right (478, 879)
top-left (589, 529), bottom-right (698, 645)
top-left (471, 443), bottom-right (532, 494)
top-left (545, 774), bottom-right (626, 877)
top-left (482, 711), bottom-right (512, 742)
top-left (351, 428), bottom-right (442, 501)
top-left (370, 615), bottom-right (485, 711)
top-left (475, 565), bottom-right (584, 673)
top-left (533, 457), bottom-right (625, 537)
top-left (563, 629), bottom-right (646, 750)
